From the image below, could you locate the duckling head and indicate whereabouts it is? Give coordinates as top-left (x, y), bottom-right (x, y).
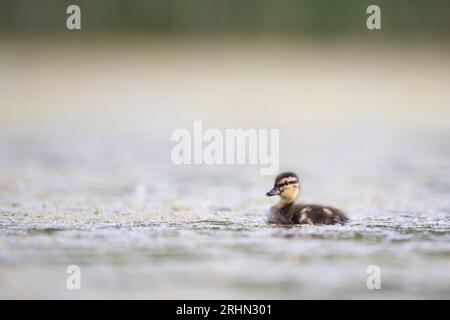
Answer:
top-left (266, 172), bottom-right (300, 204)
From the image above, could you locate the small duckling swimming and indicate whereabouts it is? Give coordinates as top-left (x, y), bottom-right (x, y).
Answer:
top-left (266, 172), bottom-right (348, 225)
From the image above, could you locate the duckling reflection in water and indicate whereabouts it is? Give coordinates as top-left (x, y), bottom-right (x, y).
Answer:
top-left (266, 172), bottom-right (348, 225)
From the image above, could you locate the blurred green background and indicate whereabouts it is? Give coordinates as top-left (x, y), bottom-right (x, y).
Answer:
top-left (1, 0), bottom-right (449, 37)
top-left (1, 0), bottom-right (449, 134)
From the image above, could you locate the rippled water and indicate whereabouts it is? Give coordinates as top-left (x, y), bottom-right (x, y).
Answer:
top-left (1, 129), bottom-right (449, 299)
top-left (1, 38), bottom-right (450, 299)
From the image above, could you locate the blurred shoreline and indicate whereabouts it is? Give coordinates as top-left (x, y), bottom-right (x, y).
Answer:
top-left (1, 36), bottom-right (450, 135)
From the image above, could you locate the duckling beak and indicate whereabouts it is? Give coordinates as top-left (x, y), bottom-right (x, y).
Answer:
top-left (266, 186), bottom-right (280, 197)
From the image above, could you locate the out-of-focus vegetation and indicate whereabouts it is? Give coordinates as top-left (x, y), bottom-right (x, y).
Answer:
top-left (0, 0), bottom-right (449, 37)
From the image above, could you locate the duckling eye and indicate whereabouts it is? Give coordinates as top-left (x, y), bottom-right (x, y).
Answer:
top-left (278, 181), bottom-right (289, 187)
top-left (279, 180), bottom-right (298, 188)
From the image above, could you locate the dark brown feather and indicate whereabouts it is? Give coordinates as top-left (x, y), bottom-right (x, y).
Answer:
top-left (271, 203), bottom-right (348, 225)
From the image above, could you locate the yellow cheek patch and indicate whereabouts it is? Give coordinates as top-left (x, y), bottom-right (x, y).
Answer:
top-left (280, 185), bottom-right (299, 200)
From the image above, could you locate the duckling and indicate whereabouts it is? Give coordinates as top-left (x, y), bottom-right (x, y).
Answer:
top-left (266, 172), bottom-right (348, 225)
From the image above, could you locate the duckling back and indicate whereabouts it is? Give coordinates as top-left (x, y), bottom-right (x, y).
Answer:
top-left (289, 204), bottom-right (348, 225)
top-left (269, 203), bottom-right (348, 225)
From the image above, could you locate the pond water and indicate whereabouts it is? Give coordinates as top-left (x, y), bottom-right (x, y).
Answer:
top-left (1, 39), bottom-right (450, 298)
top-left (0, 128), bottom-right (449, 299)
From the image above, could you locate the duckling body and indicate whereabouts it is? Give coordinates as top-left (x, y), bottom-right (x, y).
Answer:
top-left (268, 203), bottom-right (348, 225)
top-left (266, 172), bottom-right (348, 225)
